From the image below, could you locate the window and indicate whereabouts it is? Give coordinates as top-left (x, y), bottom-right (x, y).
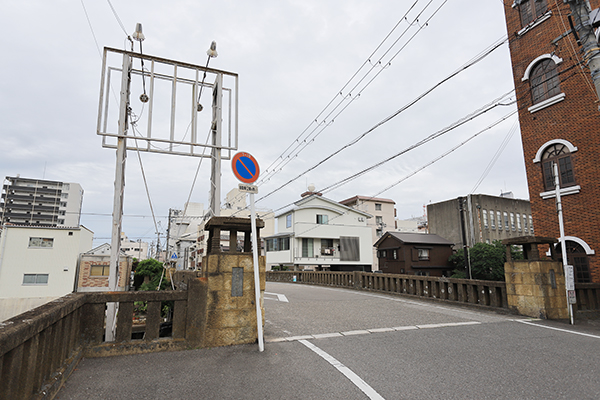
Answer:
top-left (286, 214), bottom-right (292, 228)
top-left (490, 211), bottom-right (496, 229)
top-left (90, 265), bottom-right (110, 276)
top-left (375, 203), bottom-right (382, 211)
top-left (266, 239), bottom-right (277, 252)
top-left (497, 211), bottom-right (502, 231)
top-left (379, 250), bottom-right (387, 258)
top-left (29, 237), bottom-right (54, 248)
top-left (316, 214), bottom-right (328, 224)
top-left (504, 212), bottom-right (509, 230)
top-left (376, 216), bottom-right (383, 225)
top-left (523, 214), bottom-right (528, 233)
top-left (392, 249), bottom-right (398, 260)
top-left (541, 143), bottom-right (576, 191)
top-left (23, 273), bottom-right (49, 285)
top-left (418, 248), bottom-right (430, 261)
top-left (302, 238), bottom-right (313, 257)
top-left (278, 237), bottom-right (290, 251)
top-left (556, 241), bottom-right (591, 283)
top-left (340, 236), bottom-right (360, 261)
top-left (510, 213), bottom-right (516, 231)
top-left (518, 0), bottom-right (548, 27)
top-left (529, 215), bottom-right (534, 234)
top-left (530, 58), bottom-right (560, 105)
top-left (517, 215), bottom-right (522, 231)
top-left (483, 210), bottom-right (488, 229)
top-left (376, 229), bottom-right (383, 238)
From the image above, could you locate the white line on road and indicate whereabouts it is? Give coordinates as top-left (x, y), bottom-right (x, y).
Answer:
top-left (299, 339), bottom-right (385, 400)
top-left (264, 292), bottom-right (289, 302)
top-left (516, 319), bottom-right (600, 339)
top-left (266, 321), bottom-right (482, 342)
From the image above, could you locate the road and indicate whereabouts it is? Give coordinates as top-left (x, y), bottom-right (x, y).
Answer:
top-left (57, 282), bottom-right (600, 399)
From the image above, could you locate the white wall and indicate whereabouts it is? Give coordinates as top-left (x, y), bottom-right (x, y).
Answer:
top-left (0, 225), bottom-right (93, 300)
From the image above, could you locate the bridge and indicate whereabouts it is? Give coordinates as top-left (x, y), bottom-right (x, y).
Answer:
top-left (54, 281), bottom-right (600, 399)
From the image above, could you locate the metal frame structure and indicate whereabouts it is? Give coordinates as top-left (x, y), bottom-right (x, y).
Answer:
top-left (97, 47), bottom-right (239, 158)
top-left (96, 47), bottom-right (238, 341)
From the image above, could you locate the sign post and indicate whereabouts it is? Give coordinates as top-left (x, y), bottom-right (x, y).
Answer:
top-left (232, 152), bottom-right (264, 352)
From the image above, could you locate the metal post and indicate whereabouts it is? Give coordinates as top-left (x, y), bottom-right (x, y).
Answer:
top-left (553, 162), bottom-right (574, 324)
top-left (566, 0), bottom-right (600, 106)
top-left (250, 193), bottom-right (264, 352)
top-left (458, 197), bottom-right (471, 279)
top-left (106, 52), bottom-right (132, 341)
top-left (210, 75), bottom-right (223, 217)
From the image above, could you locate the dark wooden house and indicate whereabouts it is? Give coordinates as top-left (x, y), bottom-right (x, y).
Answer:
top-left (374, 232), bottom-right (454, 277)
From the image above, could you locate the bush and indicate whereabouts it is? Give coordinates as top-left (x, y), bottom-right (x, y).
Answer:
top-left (448, 241), bottom-right (523, 281)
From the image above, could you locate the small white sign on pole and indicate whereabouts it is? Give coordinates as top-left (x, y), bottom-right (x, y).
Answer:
top-left (238, 183), bottom-right (258, 194)
top-left (565, 265), bottom-right (575, 291)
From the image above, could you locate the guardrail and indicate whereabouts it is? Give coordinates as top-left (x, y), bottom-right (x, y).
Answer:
top-left (0, 286), bottom-right (202, 400)
top-left (267, 271), bottom-right (509, 309)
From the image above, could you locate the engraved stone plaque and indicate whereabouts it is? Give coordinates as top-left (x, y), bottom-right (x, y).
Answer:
top-left (232, 267), bottom-right (244, 297)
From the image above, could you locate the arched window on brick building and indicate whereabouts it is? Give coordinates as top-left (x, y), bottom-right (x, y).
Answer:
top-left (540, 143), bottom-right (576, 191)
top-left (516, 0), bottom-right (548, 27)
top-left (530, 59), bottom-right (561, 105)
top-left (556, 241), bottom-right (592, 283)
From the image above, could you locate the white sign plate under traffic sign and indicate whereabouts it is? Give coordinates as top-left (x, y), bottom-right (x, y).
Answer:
top-left (568, 290), bottom-right (577, 304)
top-left (238, 183), bottom-right (258, 194)
top-left (565, 265), bottom-right (575, 291)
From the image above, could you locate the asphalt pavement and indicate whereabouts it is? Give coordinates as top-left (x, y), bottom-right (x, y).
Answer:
top-left (56, 282), bottom-right (600, 400)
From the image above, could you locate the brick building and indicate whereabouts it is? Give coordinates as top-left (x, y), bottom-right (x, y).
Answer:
top-left (503, 0), bottom-right (600, 282)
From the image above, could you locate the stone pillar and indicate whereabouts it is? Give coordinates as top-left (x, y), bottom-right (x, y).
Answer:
top-left (201, 253), bottom-right (266, 347)
top-left (503, 236), bottom-right (568, 319)
top-left (196, 216), bottom-right (266, 347)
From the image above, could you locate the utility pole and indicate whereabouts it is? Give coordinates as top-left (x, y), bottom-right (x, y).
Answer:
top-left (106, 51), bottom-right (131, 342)
top-left (458, 197), bottom-right (471, 279)
top-left (209, 75), bottom-right (223, 217)
top-left (565, 0), bottom-right (600, 105)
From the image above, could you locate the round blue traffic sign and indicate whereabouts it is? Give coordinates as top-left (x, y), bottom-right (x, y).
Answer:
top-left (232, 152), bottom-right (260, 183)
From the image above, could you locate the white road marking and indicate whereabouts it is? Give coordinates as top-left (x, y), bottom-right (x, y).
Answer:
top-left (264, 291), bottom-right (289, 302)
top-left (266, 321), bottom-right (483, 343)
top-left (299, 339), bottom-right (385, 400)
top-left (516, 319), bottom-right (600, 339)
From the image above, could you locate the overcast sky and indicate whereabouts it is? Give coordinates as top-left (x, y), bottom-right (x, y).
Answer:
top-left (0, 0), bottom-right (526, 247)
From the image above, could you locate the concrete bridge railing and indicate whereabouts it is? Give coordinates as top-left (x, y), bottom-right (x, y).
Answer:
top-left (267, 271), bottom-right (600, 314)
top-left (0, 282), bottom-right (206, 400)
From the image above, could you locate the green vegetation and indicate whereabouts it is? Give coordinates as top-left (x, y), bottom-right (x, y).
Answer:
top-left (449, 241), bottom-right (523, 281)
top-left (134, 258), bottom-right (168, 291)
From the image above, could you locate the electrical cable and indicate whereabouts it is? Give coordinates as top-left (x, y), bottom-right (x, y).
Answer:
top-left (258, 0), bottom-right (446, 186)
top-left (470, 116), bottom-right (519, 194)
top-left (106, 0), bottom-right (129, 37)
top-left (291, 109), bottom-right (518, 238)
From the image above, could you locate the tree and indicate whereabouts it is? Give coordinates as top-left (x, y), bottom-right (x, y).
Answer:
top-left (449, 241), bottom-right (523, 281)
top-left (134, 258), bottom-right (168, 291)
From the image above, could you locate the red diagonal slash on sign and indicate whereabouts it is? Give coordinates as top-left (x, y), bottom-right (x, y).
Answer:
top-left (232, 152), bottom-right (260, 184)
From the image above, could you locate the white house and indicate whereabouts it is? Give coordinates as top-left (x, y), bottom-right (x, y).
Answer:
top-left (265, 192), bottom-right (373, 271)
top-left (0, 224), bottom-right (93, 321)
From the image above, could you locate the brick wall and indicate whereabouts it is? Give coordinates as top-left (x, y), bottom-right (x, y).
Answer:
top-left (503, 0), bottom-right (600, 282)
top-left (78, 257), bottom-right (130, 290)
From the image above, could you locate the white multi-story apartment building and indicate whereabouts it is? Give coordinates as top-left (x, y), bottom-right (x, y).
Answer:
top-left (339, 195), bottom-right (396, 271)
top-left (0, 224), bottom-right (93, 321)
top-left (119, 232), bottom-right (149, 261)
top-left (1, 176), bottom-right (84, 227)
top-left (266, 191), bottom-right (373, 271)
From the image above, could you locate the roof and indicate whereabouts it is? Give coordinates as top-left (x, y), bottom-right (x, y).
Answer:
top-left (275, 194), bottom-right (372, 218)
top-left (374, 231), bottom-right (454, 247)
top-left (339, 195), bottom-right (395, 205)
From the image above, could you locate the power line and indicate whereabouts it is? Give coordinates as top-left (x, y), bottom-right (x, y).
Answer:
top-left (257, 0), bottom-right (448, 187)
top-left (291, 108), bottom-right (518, 238)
